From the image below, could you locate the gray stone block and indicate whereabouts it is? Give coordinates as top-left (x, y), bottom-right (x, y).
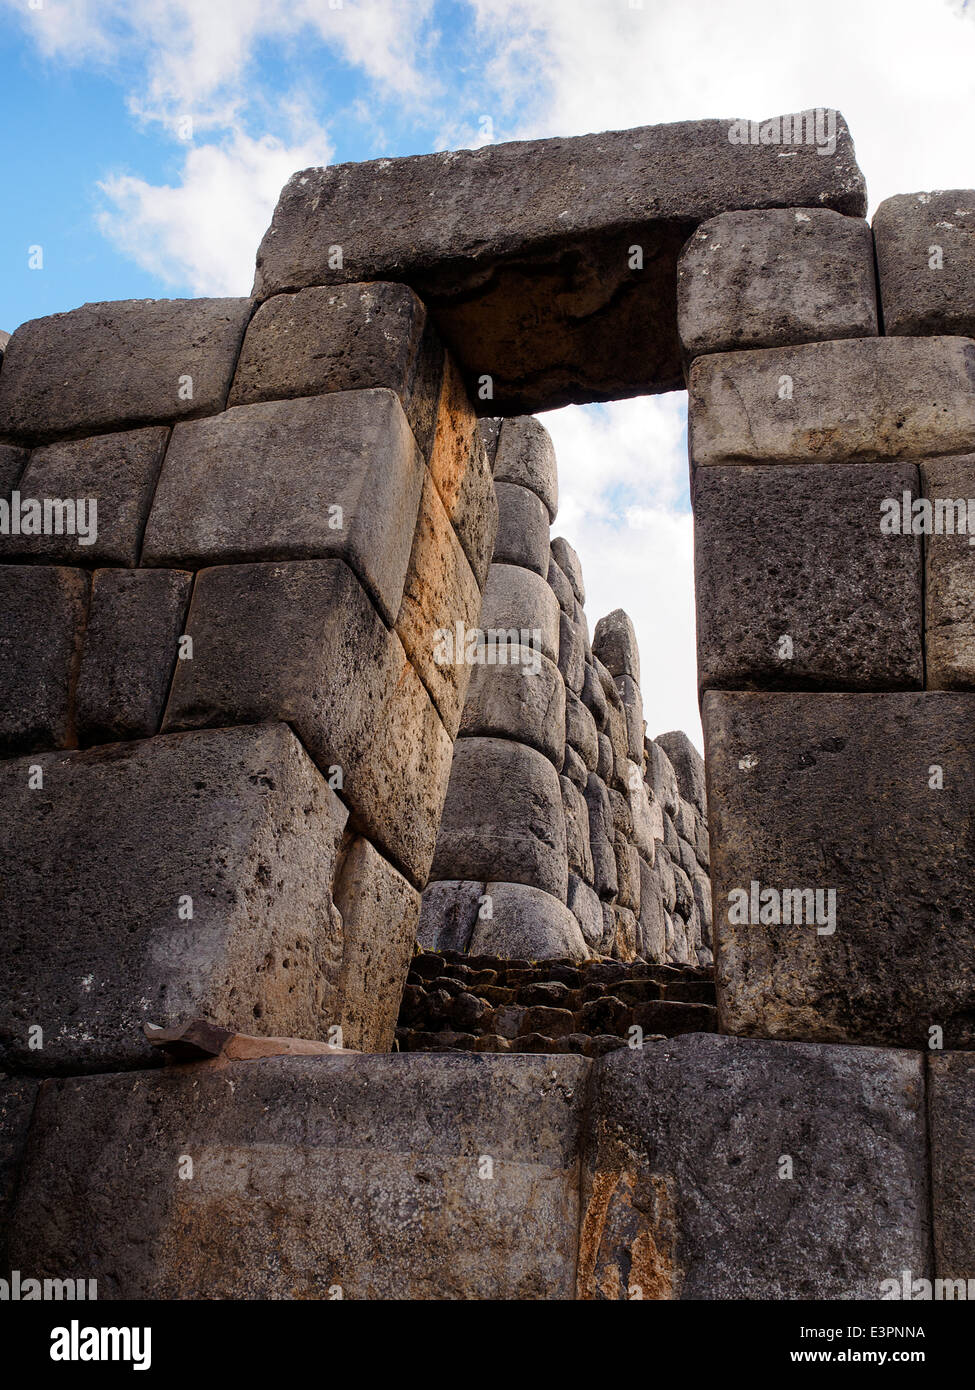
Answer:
top-left (459, 645), bottom-right (565, 767)
top-left (431, 737), bottom-right (568, 900)
top-left (479, 562), bottom-right (560, 663)
top-left (142, 388), bottom-right (423, 626)
top-left (928, 1052), bottom-right (975, 1285)
top-left (0, 723), bottom-right (350, 1073)
top-left (253, 116), bottom-right (865, 413)
top-left (550, 536), bottom-right (584, 605)
top-left (705, 690), bottom-right (975, 1049)
top-left (9, 1053), bottom-right (590, 1298)
top-left (694, 462), bottom-right (923, 691)
top-left (0, 298), bottom-right (251, 443)
top-left (568, 873), bottom-right (603, 950)
top-left (493, 480), bottom-right (550, 576)
top-left (579, 1035), bottom-right (929, 1299)
top-left (558, 611), bottom-right (586, 695)
top-left (921, 455), bottom-right (975, 689)
top-left (874, 191), bottom-right (975, 340)
top-left (471, 882), bottom-right (589, 960)
top-left (0, 565), bottom-right (88, 756)
top-left (76, 568), bottom-right (192, 744)
top-left (478, 418), bottom-right (502, 469)
top-left (585, 774), bottom-right (618, 902)
top-left (561, 774), bottom-right (593, 882)
top-left (561, 742), bottom-right (589, 789)
top-left (615, 674), bottom-right (645, 762)
top-left (645, 737), bottom-right (680, 817)
top-left (228, 281), bottom-right (445, 458)
top-left (582, 660), bottom-right (608, 731)
top-left (547, 551), bottom-right (574, 614)
top-left (0, 443), bottom-right (27, 496)
top-left (494, 417), bottom-right (558, 520)
top-left (417, 880), bottom-right (484, 954)
top-left (638, 859), bottom-right (667, 963)
top-left (677, 208), bottom-right (878, 361)
top-left (656, 730), bottom-right (706, 815)
top-left (565, 690), bottom-right (598, 771)
top-left (656, 845), bottom-right (678, 914)
top-left (689, 336), bottom-right (975, 467)
top-left (592, 608), bottom-right (639, 685)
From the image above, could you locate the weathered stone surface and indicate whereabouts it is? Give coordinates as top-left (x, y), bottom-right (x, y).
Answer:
top-left (0, 723), bottom-right (350, 1073)
top-left (253, 117), bottom-right (865, 413)
top-left (9, 1053), bottom-right (590, 1298)
top-left (76, 568), bottom-right (192, 744)
top-left (142, 388), bottom-right (423, 626)
top-left (5, 425), bottom-right (169, 566)
top-left (638, 860), bottom-right (667, 963)
top-left (585, 774), bottom-right (618, 902)
top-left (427, 356), bottom-right (497, 586)
top-left (873, 191), bottom-right (975, 340)
top-left (615, 674), bottom-right (645, 762)
top-left (0, 443), bottom-right (27, 495)
top-left (478, 417), bottom-right (502, 469)
top-left (568, 874), bottom-right (604, 950)
top-left (228, 281), bottom-right (444, 457)
top-left (0, 1077), bottom-right (37, 1266)
top-left (431, 737), bottom-right (568, 900)
top-left (592, 608), bottom-right (640, 685)
top-left (0, 298), bottom-right (251, 443)
top-left (458, 646), bottom-right (565, 767)
top-left (694, 462), bottom-right (923, 691)
top-left (0, 565), bottom-right (88, 756)
top-left (562, 742), bottom-right (589, 790)
top-left (561, 775), bottom-right (593, 882)
top-left (677, 208), bottom-right (877, 361)
top-left (582, 660), bottom-right (608, 730)
top-left (705, 690), bottom-right (975, 1048)
top-left (470, 883), bottom-right (589, 960)
top-left (495, 418), bottom-right (558, 520)
top-left (397, 472), bottom-right (481, 737)
top-left (0, 329), bottom-right (9, 359)
top-left (579, 1034), bottom-right (928, 1299)
top-left (690, 336), bottom-right (975, 467)
top-left (921, 455), bottom-right (975, 688)
top-left (417, 881), bottom-right (484, 954)
top-left (478, 562), bottom-right (560, 663)
top-left (645, 739), bottom-right (678, 815)
top-left (164, 559), bottom-right (452, 886)
top-left (331, 836), bottom-right (421, 1052)
top-left (493, 480), bottom-right (550, 576)
top-left (614, 839), bottom-right (641, 916)
top-left (928, 1052), bottom-right (975, 1284)
top-left (565, 690), bottom-right (598, 771)
top-left (655, 730), bottom-right (706, 816)
top-left (558, 611), bottom-right (586, 695)
top-left (551, 536), bottom-right (584, 605)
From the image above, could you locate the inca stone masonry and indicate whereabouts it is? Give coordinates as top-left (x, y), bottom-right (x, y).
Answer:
top-left (0, 112), bottom-right (972, 1300)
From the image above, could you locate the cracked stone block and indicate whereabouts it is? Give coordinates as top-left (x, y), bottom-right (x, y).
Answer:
top-left (228, 281), bottom-right (445, 458)
top-left (458, 646), bottom-right (565, 768)
top-left (493, 480), bottom-right (550, 576)
top-left (0, 565), bottom-right (88, 757)
top-left (0, 298), bottom-right (252, 443)
top-left (689, 337), bottom-right (975, 467)
top-left (7, 1053), bottom-right (590, 1298)
top-left (431, 737), bottom-right (568, 900)
top-left (694, 462), bottom-right (923, 691)
top-left (677, 207), bottom-right (878, 362)
top-left (478, 562), bottom-right (560, 663)
top-left (495, 418), bottom-right (558, 520)
top-left (142, 388), bottom-right (423, 626)
top-left (253, 116), bottom-right (864, 413)
top-left (873, 191), bottom-right (975, 340)
top-left (705, 690), bottom-right (975, 1048)
top-left (164, 559), bottom-right (452, 888)
top-left (578, 1034), bottom-right (929, 1299)
top-left (928, 1052), bottom-right (975, 1285)
top-left (921, 455), bottom-right (975, 688)
top-left (417, 880), bottom-right (484, 954)
top-left (76, 568), bottom-right (192, 744)
top-left (470, 882), bottom-right (589, 960)
top-left (0, 723), bottom-right (349, 1073)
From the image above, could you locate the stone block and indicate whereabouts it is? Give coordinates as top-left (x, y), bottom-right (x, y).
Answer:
top-left (470, 883), bottom-right (589, 960)
top-left (458, 646), bottom-right (565, 767)
top-left (558, 611), bottom-right (586, 695)
top-left (565, 690), bottom-right (598, 771)
top-left (655, 730), bottom-right (706, 815)
top-left (585, 774), bottom-right (619, 902)
top-left (626, 761), bottom-right (656, 861)
top-left (228, 281), bottom-right (444, 457)
top-left (0, 443), bottom-right (27, 496)
top-left (4, 426), bottom-right (169, 566)
top-left (705, 690), bottom-right (975, 1049)
top-left (583, 661), bottom-right (608, 730)
top-left (493, 480), bottom-right (550, 576)
top-left (478, 417), bottom-right (502, 469)
top-left (592, 608), bottom-right (640, 685)
top-left (0, 1077), bottom-right (38, 1266)
top-left (0, 723), bottom-right (350, 1073)
top-left (478, 562), bottom-right (560, 663)
top-left (928, 1052), bottom-right (975, 1285)
top-left (550, 537), bottom-right (584, 605)
top-left (873, 191), bottom-right (975, 339)
top-left (921, 455), bottom-right (975, 688)
top-left (417, 881), bottom-right (484, 954)
top-left (0, 565), bottom-right (88, 756)
top-left (0, 298), bottom-right (251, 443)
top-left (568, 874), bottom-right (603, 951)
top-left (561, 774), bottom-right (594, 882)
top-left (615, 674), bottom-right (645, 762)
top-left (253, 116), bottom-right (865, 413)
top-left (431, 737), bottom-right (568, 900)
top-left (8, 1053), bottom-right (590, 1298)
top-left (562, 743), bottom-right (589, 789)
top-left (638, 860), bottom-right (667, 963)
top-left (689, 336), bottom-right (975, 467)
top-left (693, 462), bottom-right (923, 691)
top-left (331, 836), bottom-right (421, 1052)
top-left (142, 388), bottom-right (423, 626)
top-left (547, 551), bottom-right (574, 614)
top-left (495, 418), bottom-right (558, 520)
top-left (427, 356), bottom-right (498, 586)
top-left (75, 568), bottom-right (192, 743)
top-left (677, 207), bottom-right (878, 361)
top-left (578, 1035), bottom-right (929, 1299)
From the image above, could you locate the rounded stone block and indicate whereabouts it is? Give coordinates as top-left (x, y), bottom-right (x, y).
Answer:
top-left (492, 480), bottom-right (551, 576)
top-left (471, 882), bottom-right (589, 960)
top-left (458, 646), bottom-right (565, 767)
top-left (478, 562), bottom-right (560, 664)
top-left (494, 417), bottom-right (558, 520)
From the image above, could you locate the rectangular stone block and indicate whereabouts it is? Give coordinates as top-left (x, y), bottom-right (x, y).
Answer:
top-left (677, 207), bottom-right (878, 362)
top-left (921, 455), bottom-right (975, 688)
top-left (579, 1034), bottom-right (929, 1299)
top-left (142, 388), bottom-right (424, 625)
top-left (228, 281), bottom-right (445, 458)
top-left (694, 462), bottom-right (923, 690)
top-left (75, 568), bottom-right (193, 743)
top-left (689, 337), bottom-right (975, 467)
top-left (928, 1052), bottom-right (975, 1286)
top-left (164, 559), bottom-right (452, 886)
top-left (0, 565), bottom-right (88, 756)
top-left (8, 1053), bottom-right (590, 1298)
top-left (705, 690), bottom-right (975, 1048)
top-left (0, 723), bottom-right (349, 1073)
top-left (3, 426), bottom-right (168, 566)
top-left (874, 191), bottom-right (975, 339)
top-left (253, 115), bottom-right (865, 414)
top-left (0, 298), bottom-right (252, 443)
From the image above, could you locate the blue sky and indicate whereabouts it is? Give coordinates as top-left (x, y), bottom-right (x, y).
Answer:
top-left (3, 0), bottom-right (975, 746)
